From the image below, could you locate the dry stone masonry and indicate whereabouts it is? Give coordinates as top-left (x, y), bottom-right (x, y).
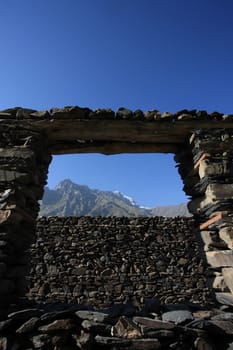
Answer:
top-left (1, 106), bottom-right (233, 348)
top-left (27, 216), bottom-right (210, 307)
top-left (175, 128), bottom-right (233, 307)
top-left (0, 118), bottom-right (51, 306)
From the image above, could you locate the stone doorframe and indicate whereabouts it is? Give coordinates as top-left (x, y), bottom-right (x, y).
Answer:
top-left (1, 106), bottom-right (233, 307)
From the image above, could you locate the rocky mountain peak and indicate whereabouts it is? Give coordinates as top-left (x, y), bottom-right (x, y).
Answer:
top-left (40, 179), bottom-right (190, 217)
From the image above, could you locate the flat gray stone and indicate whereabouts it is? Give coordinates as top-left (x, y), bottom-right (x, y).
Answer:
top-left (162, 310), bottom-right (193, 325)
top-left (16, 317), bottom-right (40, 334)
top-left (95, 335), bottom-right (130, 346)
top-left (39, 319), bottom-right (76, 332)
top-left (216, 292), bottom-right (233, 307)
top-left (133, 317), bottom-right (175, 329)
top-left (208, 320), bottom-right (233, 335)
top-left (75, 310), bottom-right (111, 323)
top-left (130, 338), bottom-right (161, 349)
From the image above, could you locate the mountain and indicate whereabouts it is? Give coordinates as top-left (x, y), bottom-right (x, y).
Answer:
top-left (39, 179), bottom-right (191, 217)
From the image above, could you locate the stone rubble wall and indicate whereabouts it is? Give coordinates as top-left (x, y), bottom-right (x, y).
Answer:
top-left (1, 299), bottom-right (233, 350)
top-left (175, 129), bottom-right (233, 306)
top-left (27, 216), bottom-right (212, 308)
top-left (0, 121), bottom-right (51, 307)
top-left (1, 106), bottom-right (231, 121)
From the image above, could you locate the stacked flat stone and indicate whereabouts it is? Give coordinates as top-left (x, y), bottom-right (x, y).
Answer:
top-left (175, 129), bottom-right (233, 305)
top-left (0, 120), bottom-right (51, 307)
top-left (27, 216), bottom-right (211, 307)
top-left (1, 300), bottom-right (233, 349)
top-left (1, 106), bottom-right (232, 121)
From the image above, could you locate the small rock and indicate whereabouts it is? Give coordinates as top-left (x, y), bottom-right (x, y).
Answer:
top-left (8, 309), bottom-right (42, 320)
top-left (94, 335), bottom-right (130, 347)
top-left (130, 338), bottom-right (161, 349)
top-left (142, 329), bottom-right (175, 339)
top-left (216, 292), bottom-right (233, 307)
top-left (39, 319), bottom-right (76, 332)
top-left (161, 112), bottom-right (173, 120)
top-left (30, 110), bottom-right (50, 118)
top-left (111, 316), bottom-right (142, 339)
top-left (75, 310), bottom-right (111, 323)
top-left (16, 317), bottom-right (40, 333)
top-left (31, 334), bottom-right (51, 348)
top-left (73, 330), bottom-right (94, 350)
top-left (211, 312), bottom-right (233, 321)
top-left (208, 320), bottom-right (233, 335)
top-left (133, 317), bottom-right (175, 330)
top-left (0, 337), bottom-right (7, 350)
top-left (162, 310), bottom-right (193, 324)
top-left (177, 113), bottom-right (195, 120)
top-left (82, 320), bottom-right (111, 336)
top-left (116, 108), bottom-right (133, 119)
top-left (133, 109), bottom-right (144, 119)
top-left (194, 337), bottom-right (214, 350)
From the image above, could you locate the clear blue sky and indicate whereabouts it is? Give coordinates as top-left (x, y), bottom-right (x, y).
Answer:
top-left (1, 0), bottom-right (233, 206)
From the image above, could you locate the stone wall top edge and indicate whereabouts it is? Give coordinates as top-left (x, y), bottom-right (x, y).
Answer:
top-left (0, 106), bottom-right (232, 122)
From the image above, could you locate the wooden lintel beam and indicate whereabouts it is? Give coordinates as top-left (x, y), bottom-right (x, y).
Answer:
top-left (32, 119), bottom-right (233, 146)
top-left (50, 141), bottom-right (180, 155)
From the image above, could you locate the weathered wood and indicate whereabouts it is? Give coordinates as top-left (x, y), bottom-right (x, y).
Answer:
top-left (2, 116), bottom-right (232, 155)
top-left (26, 118), bottom-right (233, 155)
top-left (50, 141), bottom-right (180, 155)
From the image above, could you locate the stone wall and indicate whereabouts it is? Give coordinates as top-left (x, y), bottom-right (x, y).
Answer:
top-left (0, 120), bottom-right (51, 307)
top-left (27, 216), bottom-right (212, 308)
top-left (175, 129), bottom-right (233, 305)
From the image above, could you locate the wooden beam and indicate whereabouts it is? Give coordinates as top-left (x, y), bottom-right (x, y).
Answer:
top-left (50, 141), bottom-right (180, 155)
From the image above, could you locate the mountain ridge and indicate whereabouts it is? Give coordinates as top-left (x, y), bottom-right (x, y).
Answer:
top-left (40, 179), bottom-right (191, 217)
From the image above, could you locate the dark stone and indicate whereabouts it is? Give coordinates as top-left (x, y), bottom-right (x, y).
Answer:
top-left (133, 317), bottom-right (175, 330)
top-left (0, 319), bottom-right (16, 331)
top-left (73, 330), bottom-right (94, 350)
top-left (208, 320), bottom-right (233, 335)
top-left (0, 279), bottom-right (15, 295)
top-left (143, 298), bottom-right (161, 314)
top-left (16, 317), bottom-right (40, 334)
top-left (116, 108), bottom-right (133, 119)
top-left (211, 312), bottom-right (233, 321)
top-left (103, 304), bottom-right (137, 318)
top-left (91, 109), bottom-right (115, 119)
top-left (82, 320), bottom-right (111, 336)
top-left (39, 319), bottom-right (77, 332)
top-left (8, 309), bottom-right (42, 320)
top-left (130, 338), bottom-right (161, 349)
top-left (31, 334), bottom-right (51, 348)
top-left (133, 109), bottom-right (144, 120)
top-left (142, 329), bottom-right (175, 339)
top-left (94, 335), bottom-right (131, 347)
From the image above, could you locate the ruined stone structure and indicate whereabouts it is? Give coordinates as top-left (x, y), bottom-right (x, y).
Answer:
top-left (1, 106), bottom-right (233, 308)
top-left (1, 106), bottom-right (233, 348)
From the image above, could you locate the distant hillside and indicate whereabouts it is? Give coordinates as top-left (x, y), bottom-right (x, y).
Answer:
top-left (39, 179), bottom-right (191, 217)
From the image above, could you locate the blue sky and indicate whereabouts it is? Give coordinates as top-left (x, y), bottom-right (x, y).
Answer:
top-left (1, 0), bottom-right (233, 206)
